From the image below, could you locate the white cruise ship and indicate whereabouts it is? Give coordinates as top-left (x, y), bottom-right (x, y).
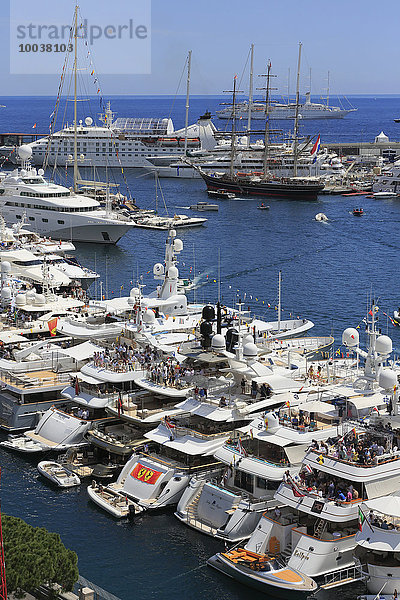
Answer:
top-left (217, 93), bottom-right (357, 121)
top-left (0, 146), bottom-right (134, 244)
top-left (19, 106), bottom-right (218, 169)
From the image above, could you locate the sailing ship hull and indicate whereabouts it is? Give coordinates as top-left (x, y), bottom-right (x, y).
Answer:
top-left (199, 171), bottom-right (324, 200)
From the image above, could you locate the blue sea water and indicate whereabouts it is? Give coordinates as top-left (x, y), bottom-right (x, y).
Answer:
top-left (0, 95), bottom-right (400, 599)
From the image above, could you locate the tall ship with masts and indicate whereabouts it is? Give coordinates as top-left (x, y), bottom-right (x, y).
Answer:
top-left (198, 44), bottom-right (325, 200)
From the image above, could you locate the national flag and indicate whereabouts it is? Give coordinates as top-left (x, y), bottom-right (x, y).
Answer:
top-left (32, 123), bottom-right (37, 129)
top-left (304, 464), bottom-right (313, 474)
top-left (311, 134), bottom-right (320, 161)
top-left (164, 417), bottom-right (175, 438)
top-left (250, 429), bottom-right (254, 440)
top-left (285, 400), bottom-right (290, 408)
top-left (291, 481), bottom-right (305, 498)
top-left (74, 376), bottom-right (80, 396)
top-left (317, 454), bottom-right (325, 465)
top-left (91, 69), bottom-right (94, 75)
top-left (351, 427), bottom-right (357, 439)
top-left (47, 317), bottom-right (58, 336)
top-left (358, 506), bottom-right (365, 531)
top-left (237, 437), bottom-right (247, 457)
top-left (117, 391), bottom-right (123, 417)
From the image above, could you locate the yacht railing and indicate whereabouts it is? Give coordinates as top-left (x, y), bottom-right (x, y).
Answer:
top-left (0, 369), bottom-right (71, 389)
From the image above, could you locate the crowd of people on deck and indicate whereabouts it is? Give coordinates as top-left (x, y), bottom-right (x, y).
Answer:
top-left (149, 359), bottom-right (194, 388)
top-left (285, 466), bottom-right (361, 502)
top-left (92, 343), bottom-right (159, 372)
top-left (312, 433), bottom-right (393, 465)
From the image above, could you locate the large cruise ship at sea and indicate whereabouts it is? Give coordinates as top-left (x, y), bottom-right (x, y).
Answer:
top-left (217, 92), bottom-right (357, 121)
top-left (18, 105), bottom-right (218, 169)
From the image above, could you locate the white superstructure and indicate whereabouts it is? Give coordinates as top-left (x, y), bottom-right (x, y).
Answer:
top-left (0, 146), bottom-right (134, 244)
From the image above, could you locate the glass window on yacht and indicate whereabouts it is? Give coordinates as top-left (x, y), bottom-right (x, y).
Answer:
top-left (58, 220), bottom-right (65, 224)
top-left (16, 215), bottom-right (22, 219)
top-left (234, 470), bottom-right (253, 494)
top-left (29, 216), bottom-right (35, 221)
top-left (42, 218), bottom-right (48, 222)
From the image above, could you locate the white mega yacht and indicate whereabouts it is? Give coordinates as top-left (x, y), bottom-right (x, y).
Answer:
top-left (0, 146), bottom-right (135, 244)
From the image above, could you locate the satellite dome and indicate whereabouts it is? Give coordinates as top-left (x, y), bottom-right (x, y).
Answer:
top-left (1, 288), bottom-right (11, 304)
top-left (170, 229), bottom-right (177, 238)
top-left (342, 327), bottom-right (359, 347)
top-left (243, 342), bottom-right (258, 359)
top-left (265, 412), bottom-right (279, 433)
top-left (34, 293), bottom-right (46, 306)
top-left (167, 266), bottom-right (179, 279)
top-left (243, 334), bottom-right (254, 346)
top-left (38, 168), bottom-right (44, 176)
top-left (20, 169), bottom-right (27, 177)
top-left (85, 117), bottom-right (93, 126)
top-left (173, 239), bottom-right (183, 252)
top-left (378, 370), bottom-right (398, 390)
top-left (18, 145), bottom-right (32, 160)
top-left (130, 287), bottom-right (140, 297)
top-left (15, 293), bottom-right (26, 306)
top-left (127, 296), bottom-right (135, 306)
top-left (211, 334), bottom-right (225, 352)
top-left (153, 263), bottom-right (164, 276)
top-left (376, 335), bottom-right (392, 356)
top-left (26, 290), bottom-right (36, 304)
top-left (1, 261), bottom-right (11, 273)
top-left (142, 310), bottom-right (155, 324)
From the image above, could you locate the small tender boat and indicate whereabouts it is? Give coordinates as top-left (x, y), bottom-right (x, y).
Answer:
top-left (208, 547), bottom-right (317, 598)
top-left (189, 202), bottom-right (219, 211)
top-left (315, 212), bottom-right (328, 222)
top-left (37, 461), bottom-right (81, 488)
top-left (373, 191), bottom-right (398, 198)
top-left (207, 189), bottom-right (235, 199)
top-left (394, 309), bottom-right (400, 325)
top-left (353, 208), bottom-right (364, 216)
top-left (87, 482), bottom-right (144, 518)
top-left (257, 203), bottom-right (270, 210)
top-left (134, 214), bottom-right (207, 230)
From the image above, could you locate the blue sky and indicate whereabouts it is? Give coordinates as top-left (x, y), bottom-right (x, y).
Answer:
top-left (1, 0), bottom-right (400, 96)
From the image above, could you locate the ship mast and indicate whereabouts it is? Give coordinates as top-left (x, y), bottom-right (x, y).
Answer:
top-left (293, 42), bottom-right (302, 177)
top-left (73, 4), bottom-right (78, 193)
top-left (246, 44), bottom-right (254, 148)
top-left (183, 50), bottom-right (192, 156)
top-left (262, 61), bottom-right (273, 178)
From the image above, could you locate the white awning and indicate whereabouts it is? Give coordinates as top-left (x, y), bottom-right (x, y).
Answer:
top-left (76, 373), bottom-right (104, 384)
top-left (296, 400), bottom-right (338, 416)
top-left (348, 394), bottom-right (388, 410)
top-left (364, 495), bottom-right (400, 518)
top-left (0, 332), bottom-right (29, 344)
top-left (285, 444), bottom-right (310, 465)
top-left (365, 475), bottom-right (400, 499)
top-left (58, 341), bottom-right (103, 361)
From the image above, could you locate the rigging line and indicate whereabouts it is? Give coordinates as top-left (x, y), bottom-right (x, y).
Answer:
top-left (167, 56), bottom-right (188, 122)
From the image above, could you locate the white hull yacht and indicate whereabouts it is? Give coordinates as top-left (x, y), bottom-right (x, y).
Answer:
top-left (0, 146), bottom-right (134, 244)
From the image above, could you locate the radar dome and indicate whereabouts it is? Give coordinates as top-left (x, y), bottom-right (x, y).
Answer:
top-left (1, 289), bottom-right (12, 305)
top-left (1, 261), bottom-right (11, 273)
top-left (170, 229), bottom-right (177, 238)
top-left (243, 342), bottom-right (258, 359)
top-left (34, 293), bottom-right (46, 306)
top-left (211, 334), bottom-right (225, 352)
top-left (127, 296), bottom-right (135, 306)
top-left (18, 145), bottom-right (32, 160)
top-left (142, 310), bottom-right (155, 324)
top-left (376, 335), bottom-right (393, 356)
top-left (265, 413), bottom-right (279, 433)
top-left (15, 293), bottom-right (26, 307)
top-left (26, 290), bottom-right (36, 304)
top-left (85, 117), bottom-right (93, 126)
top-left (378, 370), bottom-right (398, 390)
top-left (130, 287), bottom-right (140, 297)
top-left (243, 334), bottom-right (254, 346)
top-left (173, 239), bottom-right (183, 252)
top-left (167, 266), bottom-right (179, 279)
top-left (153, 263), bottom-right (164, 276)
top-left (342, 328), bottom-right (359, 347)
top-left (38, 168), bottom-right (44, 176)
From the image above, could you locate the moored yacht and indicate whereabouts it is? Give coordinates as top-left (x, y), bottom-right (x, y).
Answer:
top-left (0, 146), bottom-right (135, 244)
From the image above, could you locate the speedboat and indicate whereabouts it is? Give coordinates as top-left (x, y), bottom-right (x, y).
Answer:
top-left (207, 189), bottom-right (236, 199)
top-left (353, 208), bottom-right (364, 216)
top-left (37, 461), bottom-right (80, 488)
top-left (257, 204), bottom-right (270, 210)
top-left (189, 202), bottom-right (218, 211)
top-left (315, 212), bottom-right (328, 221)
top-left (208, 547), bottom-right (317, 598)
top-left (87, 482), bottom-right (144, 518)
top-left (372, 191), bottom-right (398, 199)
top-left (133, 214), bottom-right (207, 229)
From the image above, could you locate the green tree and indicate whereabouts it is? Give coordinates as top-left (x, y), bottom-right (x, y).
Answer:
top-left (2, 515), bottom-right (79, 596)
